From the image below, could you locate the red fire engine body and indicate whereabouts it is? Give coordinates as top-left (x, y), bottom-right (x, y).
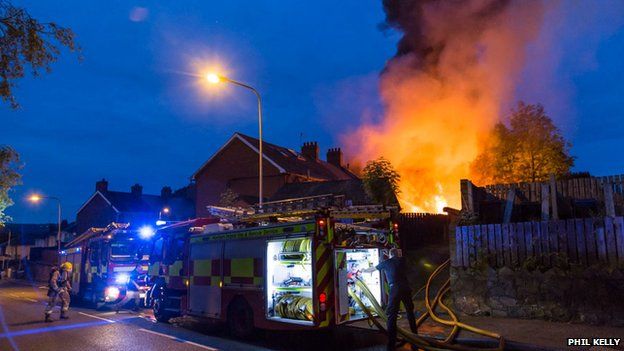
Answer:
top-left (61, 222), bottom-right (152, 308)
top-left (147, 199), bottom-right (399, 337)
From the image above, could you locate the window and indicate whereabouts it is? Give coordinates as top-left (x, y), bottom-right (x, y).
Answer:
top-left (110, 241), bottom-right (137, 262)
top-left (163, 237), bottom-right (184, 265)
top-left (150, 237), bottom-right (164, 263)
top-left (89, 241), bottom-right (100, 264)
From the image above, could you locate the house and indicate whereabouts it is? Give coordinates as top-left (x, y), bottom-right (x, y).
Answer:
top-left (0, 222), bottom-right (74, 260)
top-left (75, 179), bottom-right (195, 234)
top-left (192, 132), bottom-right (357, 217)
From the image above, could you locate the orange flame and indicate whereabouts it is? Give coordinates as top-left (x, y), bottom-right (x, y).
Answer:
top-left (343, 1), bottom-right (544, 213)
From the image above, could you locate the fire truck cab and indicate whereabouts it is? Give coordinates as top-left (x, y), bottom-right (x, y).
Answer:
top-left (61, 222), bottom-right (153, 309)
top-left (147, 196), bottom-right (399, 337)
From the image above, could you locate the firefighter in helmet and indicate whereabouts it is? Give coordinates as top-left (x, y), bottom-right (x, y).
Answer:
top-left (44, 261), bottom-right (73, 322)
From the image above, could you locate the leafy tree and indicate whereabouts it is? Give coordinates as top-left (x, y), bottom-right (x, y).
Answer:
top-left (362, 157), bottom-right (400, 206)
top-left (1, 0), bottom-right (79, 108)
top-left (0, 146), bottom-right (21, 223)
top-left (472, 102), bottom-right (574, 184)
top-left (218, 188), bottom-right (239, 207)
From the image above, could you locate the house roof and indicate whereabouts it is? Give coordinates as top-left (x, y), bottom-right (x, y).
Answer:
top-left (77, 186), bottom-right (195, 220)
top-left (270, 179), bottom-right (380, 206)
top-left (192, 132), bottom-right (358, 181)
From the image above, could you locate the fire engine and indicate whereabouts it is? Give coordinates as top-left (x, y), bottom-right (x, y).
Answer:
top-left (60, 222), bottom-right (154, 309)
top-left (146, 195), bottom-right (399, 337)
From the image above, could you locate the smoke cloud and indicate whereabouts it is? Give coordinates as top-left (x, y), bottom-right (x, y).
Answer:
top-left (344, 0), bottom-right (545, 212)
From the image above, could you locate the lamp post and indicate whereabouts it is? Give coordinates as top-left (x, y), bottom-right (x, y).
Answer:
top-left (28, 195), bottom-right (62, 258)
top-left (159, 207), bottom-right (170, 220)
top-left (206, 73), bottom-right (264, 209)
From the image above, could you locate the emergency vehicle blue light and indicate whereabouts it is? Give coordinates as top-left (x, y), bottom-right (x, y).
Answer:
top-left (139, 225), bottom-right (155, 239)
top-left (155, 220), bottom-right (166, 226)
top-left (115, 273), bottom-right (129, 284)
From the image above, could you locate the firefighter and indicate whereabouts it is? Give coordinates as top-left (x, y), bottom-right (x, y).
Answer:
top-left (363, 248), bottom-right (417, 351)
top-left (44, 262), bottom-right (72, 322)
top-left (128, 264), bottom-right (142, 312)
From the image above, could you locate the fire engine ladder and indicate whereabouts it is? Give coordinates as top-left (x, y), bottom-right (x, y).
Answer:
top-left (207, 195), bottom-right (398, 222)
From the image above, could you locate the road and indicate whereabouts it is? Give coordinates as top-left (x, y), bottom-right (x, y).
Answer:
top-left (0, 280), bottom-right (387, 351)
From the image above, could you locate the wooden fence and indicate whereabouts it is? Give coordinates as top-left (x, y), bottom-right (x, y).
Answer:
top-left (461, 174), bottom-right (624, 223)
top-left (399, 213), bottom-right (449, 249)
top-left (453, 216), bottom-right (624, 268)
top-left (482, 175), bottom-right (624, 203)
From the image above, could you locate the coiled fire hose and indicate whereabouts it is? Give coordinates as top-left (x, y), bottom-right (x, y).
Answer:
top-left (349, 259), bottom-right (504, 351)
top-left (275, 294), bottom-right (314, 321)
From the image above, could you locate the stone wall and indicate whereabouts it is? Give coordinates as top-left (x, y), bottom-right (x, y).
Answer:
top-left (451, 266), bottom-right (624, 326)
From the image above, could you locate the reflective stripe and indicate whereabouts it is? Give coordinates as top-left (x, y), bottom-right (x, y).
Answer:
top-left (230, 258), bottom-right (254, 277)
top-left (169, 260), bottom-right (183, 277)
top-left (315, 240), bottom-right (333, 327)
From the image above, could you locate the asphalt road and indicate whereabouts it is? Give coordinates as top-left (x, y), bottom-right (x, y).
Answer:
top-left (0, 280), bottom-right (387, 351)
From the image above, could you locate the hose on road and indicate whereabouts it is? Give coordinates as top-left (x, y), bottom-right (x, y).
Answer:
top-left (349, 259), bottom-right (504, 351)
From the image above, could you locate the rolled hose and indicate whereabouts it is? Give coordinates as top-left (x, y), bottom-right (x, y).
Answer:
top-left (274, 294), bottom-right (314, 321)
top-left (350, 259), bottom-right (504, 351)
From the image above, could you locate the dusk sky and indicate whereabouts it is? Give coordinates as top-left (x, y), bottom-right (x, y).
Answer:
top-left (3, 1), bottom-right (624, 223)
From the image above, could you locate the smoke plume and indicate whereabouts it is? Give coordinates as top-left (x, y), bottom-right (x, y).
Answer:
top-left (344, 0), bottom-right (545, 212)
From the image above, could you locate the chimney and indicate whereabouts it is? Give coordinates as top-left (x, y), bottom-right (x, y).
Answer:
top-left (131, 183), bottom-right (143, 197)
top-left (161, 186), bottom-right (172, 198)
top-left (326, 148), bottom-right (343, 167)
top-left (301, 141), bottom-right (319, 161)
top-left (96, 179), bottom-right (108, 193)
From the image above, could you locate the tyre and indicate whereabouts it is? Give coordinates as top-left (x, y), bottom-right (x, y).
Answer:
top-left (152, 286), bottom-right (175, 323)
top-left (227, 297), bottom-right (255, 339)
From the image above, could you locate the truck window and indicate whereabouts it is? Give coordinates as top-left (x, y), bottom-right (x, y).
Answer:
top-left (89, 241), bottom-right (99, 264)
top-left (150, 237), bottom-right (164, 263)
top-left (110, 241), bottom-right (137, 262)
top-left (164, 237), bottom-right (184, 265)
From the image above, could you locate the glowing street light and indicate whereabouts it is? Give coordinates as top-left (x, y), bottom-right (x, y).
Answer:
top-left (206, 73), bottom-right (221, 84)
top-left (204, 72), bottom-right (264, 208)
top-left (28, 193), bottom-right (62, 259)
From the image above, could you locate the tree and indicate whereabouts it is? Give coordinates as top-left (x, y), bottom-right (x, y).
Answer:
top-left (472, 102), bottom-right (574, 184)
top-left (1, 0), bottom-right (78, 108)
top-left (0, 146), bottom-right (21, 223)
top-left (362, 157), bottom-right (400, 206)
top-left (218, 188), bottom-right (239, 207)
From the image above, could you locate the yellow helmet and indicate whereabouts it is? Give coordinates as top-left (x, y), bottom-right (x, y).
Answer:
top-left (60, 262), bottom-right (73, 271)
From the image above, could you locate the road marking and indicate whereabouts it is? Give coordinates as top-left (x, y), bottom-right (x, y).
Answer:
top-left (78, 312), bottom-right (116, 323)
top-left (8, 293), bottom-right (38, 303)
top-left (138, 328), bottom-right (218, 350)
top-left (96, 311), bottom-right (118, 316)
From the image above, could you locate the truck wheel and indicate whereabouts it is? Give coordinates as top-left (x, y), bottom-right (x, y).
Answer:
top-left (227, 298), bottom-right (254, 339)
top-left (153, 296), bottom-right (173, 323)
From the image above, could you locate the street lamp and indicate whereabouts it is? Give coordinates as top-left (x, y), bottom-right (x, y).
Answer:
top-left (206, 73), bottom-right (264, 208)
top-left (159, 207), bottom-right (170, 220)
top-left (28, 194), bottom-right (62, 259)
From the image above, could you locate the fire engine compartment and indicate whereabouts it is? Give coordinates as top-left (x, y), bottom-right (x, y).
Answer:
top-left (338, 248), bottom-right (382, 321)
top-left (266, 238), bottom-right (314, 325)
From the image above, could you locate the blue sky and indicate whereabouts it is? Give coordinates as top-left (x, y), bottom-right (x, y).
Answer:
top-left (3, 1), bottom-right (624, 223)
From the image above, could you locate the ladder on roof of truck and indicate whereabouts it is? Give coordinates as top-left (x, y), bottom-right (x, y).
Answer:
top-left (207, 195), bottom-right (397, 222)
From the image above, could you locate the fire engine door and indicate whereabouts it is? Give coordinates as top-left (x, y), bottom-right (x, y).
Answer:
top-left (188, 241), bottom-right (223, 318)
top-left (334, 248), bottom-right (382, 324)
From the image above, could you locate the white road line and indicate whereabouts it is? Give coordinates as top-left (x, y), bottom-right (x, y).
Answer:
top-left (138, 328), bottom-right (218, 351)
top-left (96, 311), bottom-right (118, 316)
top-left (8, 294), bottom-right (38, 303)
top-left (78, 311), bottom-right (116, 323)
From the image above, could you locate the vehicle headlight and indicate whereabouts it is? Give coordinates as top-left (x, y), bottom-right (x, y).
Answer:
top-left (115, 273), bottom-right (129, 284)
top-left (105, 286), bottom-right (120, 301)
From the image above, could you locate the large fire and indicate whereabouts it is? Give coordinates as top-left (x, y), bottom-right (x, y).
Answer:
top-left (344, 0), bottom-right (544, 213)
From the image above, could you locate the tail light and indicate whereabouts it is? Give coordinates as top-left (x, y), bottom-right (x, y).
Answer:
top-left (319, 292), bottom-right (327, 312)
top-left (318, 218), bottom-right (327, 237)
